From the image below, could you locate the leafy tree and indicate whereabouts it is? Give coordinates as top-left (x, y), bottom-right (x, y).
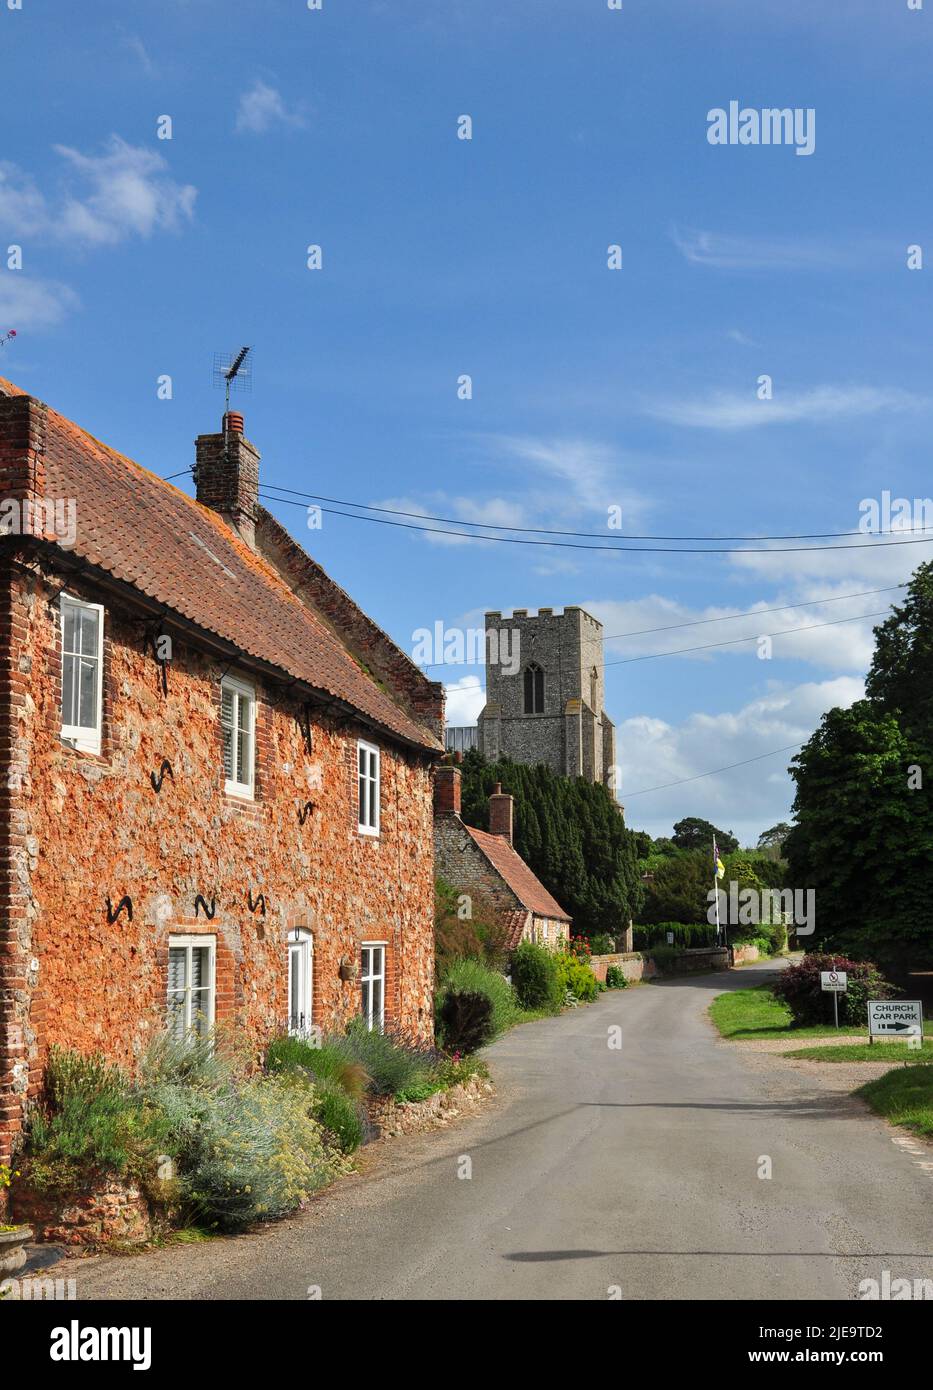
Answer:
top-left (671, 816), bottom-right (739, 854)
top-left (785, 703), bottom-right (932, 965)
top-left (458, 751), bottom-right (643, 936)
top-left (787, 561), bottom-right (933, 966)
top-left (757, 822), bottom-right (792, 850)
top-left (865, 561), bottom-right (933, 741)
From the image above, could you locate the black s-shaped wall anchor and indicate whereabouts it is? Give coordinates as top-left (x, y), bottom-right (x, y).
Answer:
top-left (194, 894), bottom-right (216, 920)
top-left (106, 895), bottom-right (133, 924)
top-left (247, 889), bottom-right (267, 916)
top-left (150, 759), bottom-right (174, 793)
top-left (298, 801), bottom-right (315, 826)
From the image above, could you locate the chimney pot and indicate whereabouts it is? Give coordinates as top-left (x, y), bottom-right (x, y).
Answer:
top-left (223, 411), bottom-right (245, 435)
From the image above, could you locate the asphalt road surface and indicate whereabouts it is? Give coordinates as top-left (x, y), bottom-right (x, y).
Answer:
top-left (59, 961), bottom-right (933, 1301)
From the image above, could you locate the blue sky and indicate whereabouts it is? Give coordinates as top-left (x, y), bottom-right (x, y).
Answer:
top-left (2, 0), bottom-right (931, 842)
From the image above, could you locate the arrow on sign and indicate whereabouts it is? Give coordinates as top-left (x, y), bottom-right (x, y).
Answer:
top-left (877, 1022), bottom-right (915, 1032)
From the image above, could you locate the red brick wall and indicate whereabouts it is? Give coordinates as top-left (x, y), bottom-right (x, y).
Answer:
top-left (0, 557), bottom-right (436, 1168)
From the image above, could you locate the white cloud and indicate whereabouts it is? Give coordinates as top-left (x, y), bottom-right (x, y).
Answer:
top-left (646, 385), bottom-right (924, 432)
top-left (443, 674), bottom-right (485, 726)
top-left (235, 80), bottom-right (306, 134)
top-left (617, 676), bottom-right (864, 843)
top-left (0, 139), bottom-right (196, 248)
top-left (0, 275), bottom-right (79, 330)
top-left (586, 578), bottom-right (903, 674)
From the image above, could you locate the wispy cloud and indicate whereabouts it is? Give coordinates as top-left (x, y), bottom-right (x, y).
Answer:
top-left (670, 225), bottom-right (879, 272)
top-left (647, 385), bottom-right (925, 432)
top-left (235, 80), bottom-right (307, 134)
top-left (0, 138), bottom-right (196, 247)
top-left (0, 275), bottom-right (80, 330)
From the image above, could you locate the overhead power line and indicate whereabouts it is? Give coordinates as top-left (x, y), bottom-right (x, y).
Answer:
top-left (258, 488), bottom-right (933, 556)
top-left (604, 607), bottom-right (892, 667)
top-left (259, 483), bottom-right (933, 544)
top-left (618, 743), bottom-right (804, 799)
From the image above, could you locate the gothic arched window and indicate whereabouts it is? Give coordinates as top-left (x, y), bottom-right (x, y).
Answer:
top-left (524, 662), bottom-right (545, 714)
top-left (590, 667), bottom-right (599, 712)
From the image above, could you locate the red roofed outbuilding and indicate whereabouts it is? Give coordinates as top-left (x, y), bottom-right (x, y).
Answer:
top-left (433, 765), bottom-right (571, 950)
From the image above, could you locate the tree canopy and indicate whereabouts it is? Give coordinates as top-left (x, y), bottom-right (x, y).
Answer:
top-left (786, 560), bottom-right (933, 966)
top-left (671, 817), bottom-right (739, 854)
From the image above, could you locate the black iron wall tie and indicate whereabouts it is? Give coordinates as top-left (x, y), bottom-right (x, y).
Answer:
top-left (106, 895), bottom-right (133, 925)
top-left (296, 704), bottom-right (313, 757)
top-left (194, 894), bottom-right (216, 920)
top-left (150, 759), bottom-right (174, 793)
top-left (298, 801), bottom-right (315, 826)
top-left (247, 889), bottom-right (267, 916)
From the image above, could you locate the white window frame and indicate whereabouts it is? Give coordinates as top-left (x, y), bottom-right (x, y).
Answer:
top-left (360, 941), bottom-right (386, 1032)
top-left (221, 674), bottom-right (255, 798)
top-left (60, 594), bottom-right (104, 755)
top-left (167, 934), bottom-right (216, 1042)
top-left (357, 739), bottom-right (380, 836)
top-left (287, 929), bottom-right (314, 1038)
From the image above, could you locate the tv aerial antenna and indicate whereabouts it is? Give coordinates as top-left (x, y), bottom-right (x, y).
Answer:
top-left (212, 346), bottom-right (253, 415)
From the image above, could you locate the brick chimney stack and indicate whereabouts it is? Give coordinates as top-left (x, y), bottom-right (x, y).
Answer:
top-left (195, 412), bottom-right (259, 549)
top-left (489, 782), bottom-right (513, 845)
top-left (434, 764), bottom-right (461, 815)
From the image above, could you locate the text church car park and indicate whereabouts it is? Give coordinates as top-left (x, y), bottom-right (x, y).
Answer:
top-left (868, 999), bottom-right (925, 1042)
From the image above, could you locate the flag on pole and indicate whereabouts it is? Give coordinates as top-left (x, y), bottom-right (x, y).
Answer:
top-left (713, 839), bottom-right (725, 880)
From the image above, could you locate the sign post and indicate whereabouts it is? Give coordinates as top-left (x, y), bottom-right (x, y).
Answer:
top-left (820, 969), bottom-right (847, 1030)
top-left (867, 999), bottom-right (924, 1047)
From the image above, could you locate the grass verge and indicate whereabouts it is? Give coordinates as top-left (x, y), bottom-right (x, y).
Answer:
top-left (785, 1041), bottom-right (933, 1062)
top-left (709, 987), bottom-right (868, 1041)
top-left (857, 1066), bottom-right (933, 1137)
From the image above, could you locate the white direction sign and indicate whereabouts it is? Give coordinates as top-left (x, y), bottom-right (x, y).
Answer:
top-left (821, 970), bottom-right (847, 993)
top-left (868, 999), bottom-right (924, 1037)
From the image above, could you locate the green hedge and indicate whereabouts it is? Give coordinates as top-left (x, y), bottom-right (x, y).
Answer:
top-left (634, 922), bottom-right (717, 950)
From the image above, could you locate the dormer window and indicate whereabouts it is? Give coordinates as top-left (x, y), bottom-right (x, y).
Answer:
top-left (523, 662), bottom-right (544, 715)
top-left (60, 594), bottom-right (104, 755)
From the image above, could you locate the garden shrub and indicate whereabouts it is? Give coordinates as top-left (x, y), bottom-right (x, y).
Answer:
top-left (313, 1081), bottom-right (365, 1154)
top-left (510, 941), bottom-right (563, 1012)
top-left (438, 990), bottom-right (495, 1054)
top-left (26, 1048), bottom-right (170, 1194)
top-left (436, 957), bottom-right (522, 1038)
top-left (770, 953), bottom-right (898, 1027)
top-left (555, 952), bottom-right (598, 1003)
top-left (266, 1034), bottom-right (368, 1100)
top-left (181, 1072), bottom-right (343, 1232)
top-left (587, 933), bottom-right (616, 956)
top-left (341, 1018), bottom-right (436, 1097)
top-left (605, 965), bottom-right (628, 990)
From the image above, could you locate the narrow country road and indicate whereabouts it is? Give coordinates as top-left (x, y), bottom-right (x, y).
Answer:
top-left (58, 962), bottom-right (933, 1301)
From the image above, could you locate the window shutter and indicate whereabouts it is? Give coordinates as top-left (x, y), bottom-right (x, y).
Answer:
top-left (221, 685), bottom-right (235, 780)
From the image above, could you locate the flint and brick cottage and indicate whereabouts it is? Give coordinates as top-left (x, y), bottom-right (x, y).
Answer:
top-left (433, 765), bottom-right (571, 950)
top-left (0, 380), bottom-right (444, 1171)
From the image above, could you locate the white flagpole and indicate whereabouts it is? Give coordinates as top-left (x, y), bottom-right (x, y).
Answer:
top-left (713, 835), bottom-right (722, 946)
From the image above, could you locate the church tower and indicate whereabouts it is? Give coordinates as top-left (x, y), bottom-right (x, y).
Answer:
top-left (477, 606), bottom-right (617, 788)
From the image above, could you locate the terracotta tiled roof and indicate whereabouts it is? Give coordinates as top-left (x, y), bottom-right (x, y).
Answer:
top-left (0, 379), bottom-right (442, 752)
top-left (464, 824), bottom-right (572, 924)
